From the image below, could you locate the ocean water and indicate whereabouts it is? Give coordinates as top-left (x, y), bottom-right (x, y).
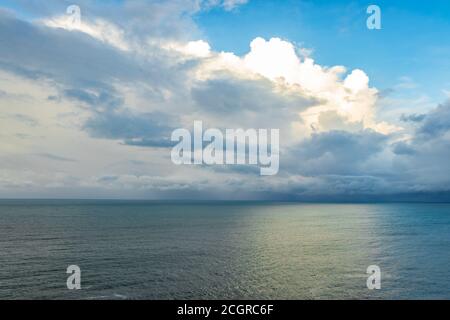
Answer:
top-left (0, 200), bottom-right (449, 300)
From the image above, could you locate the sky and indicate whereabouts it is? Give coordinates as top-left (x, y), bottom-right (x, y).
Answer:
top-left (0, 0), bottom-right (449, 200)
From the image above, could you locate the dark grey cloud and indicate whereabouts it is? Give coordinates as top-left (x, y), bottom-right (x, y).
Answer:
top-left (392, 141), bottom-right (416, 155)
top-left (84, 110), bottom-right (176, 147)
top-left (318, 175), bottom-right (389, 195)
top-left (191, 75), bottom-right (315, 128)
top-left (97, 175), bottom-right (119, 183)
top-left (417, 101), bottom-right (450, 138)
top-left (64, 88), bottom-right (124, 110)
top-left (400, 113), bottom-right (426, 123)
top-left (122, 138), bottom-right (175, 148)
top-left (8, 114), bottom-right (39, 126)
top-left (390, 100), bottom-right (450, 193)
top-left (36, 153), bottom-right (76, 162)
top-left (285, 129), bottom-right (388, 176)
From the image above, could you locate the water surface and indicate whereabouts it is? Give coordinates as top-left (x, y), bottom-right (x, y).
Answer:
top-left (0, 201), bottom-right (449, 299)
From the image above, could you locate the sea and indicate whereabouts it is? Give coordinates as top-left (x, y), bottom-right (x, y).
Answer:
top-left (0, 200), bottom-right (449, 299)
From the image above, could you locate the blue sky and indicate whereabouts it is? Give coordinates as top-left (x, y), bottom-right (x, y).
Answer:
top-left (195, 0), bottom-right (450, 101)
top-left (0, 0), bottom-right (449, 200)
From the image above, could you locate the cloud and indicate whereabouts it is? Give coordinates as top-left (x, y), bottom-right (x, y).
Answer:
top-left (222, 0), bottom-right (249, 11)
top-left (417, 101), bottom-right (450, 138)
top-left (0, 2), bottom-right (449, 200)
top-left (190, 75), bottom-right (314, 131)
top-left (390, 100), bottom-right (450, 193)
top-left (285, 129), bottom-right (388, 176)
top-left (84, 110), bottom-right (175, 148)
top-left (36, 153), bottom-right (77, 162)
top-left (7, 114), bottom-right (39, 127)
top-left (400, 113), bottom-right (426, 123)
top-left (42, 15), bottom-right (130, 51)
top-left (391, 142), bottom-right (416, 156)
top-left (239, 37), bottom-right (399, 135)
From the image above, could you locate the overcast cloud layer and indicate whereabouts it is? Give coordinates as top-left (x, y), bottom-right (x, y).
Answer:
top-left (0, 1), bottom-right (449, 200)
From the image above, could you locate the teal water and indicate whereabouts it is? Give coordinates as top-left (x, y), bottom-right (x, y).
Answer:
top-left (0, 201), bottom-right (449, 299)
